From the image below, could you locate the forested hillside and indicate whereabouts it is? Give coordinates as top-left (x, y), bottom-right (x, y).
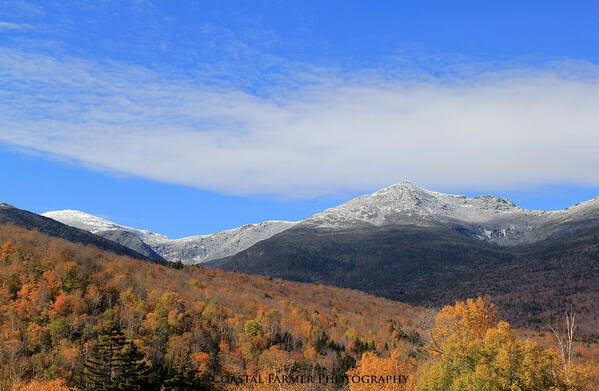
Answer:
top-left (1, 223), bottom-right (598, 390)
top-left (223, 224), bottom-right (599, 337)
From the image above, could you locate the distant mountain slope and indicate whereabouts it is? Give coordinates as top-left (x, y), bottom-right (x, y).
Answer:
top-left (302, 181), bottom-right (599, 245)
top-left (93, 229), bottom-right (164, 260)
top-left (145, 220), bottom-right (297, 264)
top-left (0, 203), bottom-right (151, 260)
top-left (42, 181), bottom-right (599, 265)
top-left (42, 210), bottom-right (296, 264)
top-left (220, 182), bottom-right (599, 335)
top-left (223, 224), bottom-right (515, 294)
top-left (223, 223), bottom-right (599, 336)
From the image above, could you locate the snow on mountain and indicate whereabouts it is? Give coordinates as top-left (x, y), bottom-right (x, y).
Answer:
top-left (145, 221), bottom-right (297, 264)
top-left (43, 210), bottom-right (139, 233)
top-left (302, 181), bottom-right (599, 245)
top-left (42, 181), bottom-right (599, 260)
top-left (42, 210), bottom-right (171, 242)
top-left (42, 210), bottom-right (296, 264)
top-left (304, 181), bottom-right (542, 226)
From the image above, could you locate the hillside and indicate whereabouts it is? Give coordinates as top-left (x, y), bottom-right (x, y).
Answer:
top-left (0, 223), bottom-right (420, 390)
top-left (0, 204), bottom-right (153, 261)
top-left (32, 183), bottom-right (599, 337)
top-left (223, 223), bottom-right (599, 337)
top-left (1, 223), bottom-right (597, 390)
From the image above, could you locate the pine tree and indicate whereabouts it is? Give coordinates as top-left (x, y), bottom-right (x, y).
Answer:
top-left (163, 354), bottom-right (210, 391)
top-left (80, 323), bottom-right (126, 390)
top-left (114, 341), bottom-right (151, 390)
top-left (79, 323), bottom-right (151, 390)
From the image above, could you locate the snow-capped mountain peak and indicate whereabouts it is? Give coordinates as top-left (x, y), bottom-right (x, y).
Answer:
top-left (41, 182), bottom-right (599, 261)
top-left (42, 210), bottom-right (296, 264)
top-left (303, 181), bottom-right (530, 229)
top-left (42, 210), bottom-right (128, 233)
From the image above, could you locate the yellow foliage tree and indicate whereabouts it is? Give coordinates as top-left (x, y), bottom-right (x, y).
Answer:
top-left (417, 297), bottom-right (591, 391)
top-left (347, 350), bottom-right (416, 391)
top-left (429, 297), bottom-right (498, 354)
top-left (16, 378), bottom-right (72, 390)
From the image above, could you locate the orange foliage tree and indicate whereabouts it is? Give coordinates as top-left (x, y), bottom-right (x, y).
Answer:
top-left (347, 350), bottom-right (416, 391)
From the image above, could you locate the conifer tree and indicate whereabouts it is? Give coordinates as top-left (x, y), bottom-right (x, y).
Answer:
top-left (80, 323), bottom-right (126, 390)
top-left (115, 341), bottom-right (151, 390)
top-left (163, 354), bottom-right (210, 391)
top-left (79, 323), bottom-right (151, 391)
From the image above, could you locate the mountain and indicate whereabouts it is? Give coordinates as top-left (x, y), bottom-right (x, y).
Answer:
top-left (220, 182), bottom-right (599, 335)
top-left (2, 221), bottom-right (597, 391)
top-left (40, 210), bottom-right (165, 260)
top-left (0, 203), bottom-right (152, 260)
top-left (42, 210), bottom-right (296, 264)
top-left (41, 181), bottom-right (599, 264)
top-left (301, 181), bottom-right (599, 245)
top-left (36, 182), bottom-right (599, 334)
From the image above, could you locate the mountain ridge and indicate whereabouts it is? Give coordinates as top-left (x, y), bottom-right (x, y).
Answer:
top-left (9, 182), bottom-right (599, 334)
top-left (0, 204), bottom-right (154, 260)
top-left (42, 210), bottom-right (296, 264)
top-left (42, 181), bottom-right (599, 263)
top-left (301, 181), bottom-right (599, 245)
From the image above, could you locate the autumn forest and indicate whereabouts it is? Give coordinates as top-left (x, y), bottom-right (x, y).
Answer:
top-left (1, 223), bottom-right (598, 390)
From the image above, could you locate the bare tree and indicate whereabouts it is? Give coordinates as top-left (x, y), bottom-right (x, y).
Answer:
top-left (550, 311), bottom-right (577, 381)
top-left (417, 306), bottom-right (442, 355)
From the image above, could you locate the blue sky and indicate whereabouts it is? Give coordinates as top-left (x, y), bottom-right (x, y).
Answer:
top-left (1, 1), bottom-right (599, 237)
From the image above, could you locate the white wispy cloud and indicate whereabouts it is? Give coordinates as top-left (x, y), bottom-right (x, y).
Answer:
top-left (1, 48), bottom-right (598, 197)
top-left (0, 21), bottom-right (29, 31)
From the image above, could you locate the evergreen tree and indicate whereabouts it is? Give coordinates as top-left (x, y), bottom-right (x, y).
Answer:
top-left (115, 341), bottom-right (151, 390)
top-left (162, 354), bottom-right (210, 391)
top-left (80, 323), bottom-right (126, 390)
top-left (79, 323), bottom-right (151, 391)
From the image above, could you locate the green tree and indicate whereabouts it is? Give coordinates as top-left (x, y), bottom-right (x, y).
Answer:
top-left (80, 323), bottom-right (126, 390)
top-left (162, 354), bottom-right (210, 391)
top-left (79, 323), bottom-right (151, 391)
top-left (115, 341), bottom-right (151, 390)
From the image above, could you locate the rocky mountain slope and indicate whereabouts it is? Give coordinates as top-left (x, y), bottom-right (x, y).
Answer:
top-left (302, 181), bottom-right (599, 245)
top-left (42, 210), bottom-right (296, 264)
top-left (0, 203), bottom-right (152, 260)
top-left (43, 181), bottom-right (599, 264)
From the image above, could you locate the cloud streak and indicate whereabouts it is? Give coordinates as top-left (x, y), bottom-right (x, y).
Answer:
top-left (1, 48), bottom-right (599, 197)
top-left (0, 21), bottom-right (29, 31)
